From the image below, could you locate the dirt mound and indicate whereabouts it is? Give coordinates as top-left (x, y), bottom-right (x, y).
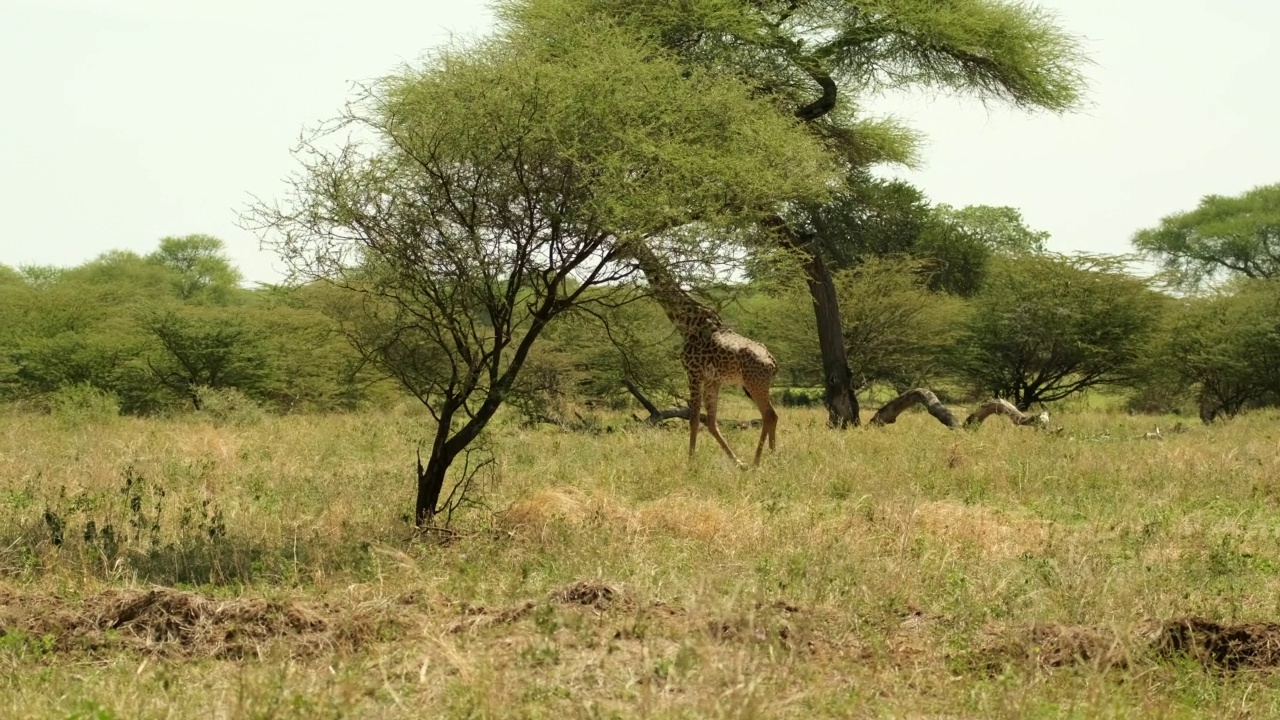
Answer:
top-left (0, 587), bottom-right (403, 659)
top-left (451, 581), bottom-right (630, 633)
top-left (552, 581), bottom-right (618, 609)
top-left (1154, 616), bottom-right (1280, 669)
top-left (978, 616), bottom-right (1280, 672)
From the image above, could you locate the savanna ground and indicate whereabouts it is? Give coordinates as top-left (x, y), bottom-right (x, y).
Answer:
top-left (3, 397), bottom-right (1280, 718)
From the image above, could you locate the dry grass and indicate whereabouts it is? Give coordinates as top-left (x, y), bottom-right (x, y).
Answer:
top-left (3, 400), bottom-right (1280, 717)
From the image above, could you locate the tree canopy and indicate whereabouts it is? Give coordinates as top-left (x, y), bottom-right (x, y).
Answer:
top-left (1133, 183), bottom-right (1280, 290)
top-left (934, 204), bottom-right (1050, 256)
top-left (1157, 280), bottom-right (1280, 420)
top-left (955, 253), bottom-right (1162, 410)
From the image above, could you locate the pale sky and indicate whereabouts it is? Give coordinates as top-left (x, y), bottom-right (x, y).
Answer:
top-left (2, 1), bottom-right (1277, 284)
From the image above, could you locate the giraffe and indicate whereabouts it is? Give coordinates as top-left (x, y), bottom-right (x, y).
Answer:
top-left (624, 241), bottom-right (779, 467)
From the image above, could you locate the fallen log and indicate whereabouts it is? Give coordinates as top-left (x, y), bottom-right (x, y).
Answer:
top-left (625, 379), bottom-right (707, 425)
top-left (624, 380), bottom-right (760, 429)
top-left (870, 388), bottom-right (959, 427)
top-left (963, 398), bottom-right (1049, 429)
top-left (870, 388), bottom-right (1050, 430)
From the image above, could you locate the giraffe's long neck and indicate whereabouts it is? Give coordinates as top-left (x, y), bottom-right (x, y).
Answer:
top-left (625, 242), bottom-right (723, 339)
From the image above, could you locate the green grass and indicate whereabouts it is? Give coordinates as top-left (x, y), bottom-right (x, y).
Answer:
top-left (3, 400), bottom-right (1280, 718)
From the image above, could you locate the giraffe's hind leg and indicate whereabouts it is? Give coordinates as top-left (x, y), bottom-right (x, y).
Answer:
top-left (748, 382), bottom-right (778, 466)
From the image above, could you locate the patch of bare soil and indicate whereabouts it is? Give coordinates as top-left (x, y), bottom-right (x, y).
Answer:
top-left (1154, 617), bottom-right (1280, 669)
top-left (978, 616), bottom-right (1280, 672)
top-left (552, 581), bottom-right (620, 610)
top-left (0, 586), bottom-right (407, 659)
top-left (449, 581), bottom-right (628, 633)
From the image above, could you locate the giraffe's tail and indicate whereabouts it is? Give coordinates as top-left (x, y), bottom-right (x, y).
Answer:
top-left (742, 387), bottom-right (753, 400)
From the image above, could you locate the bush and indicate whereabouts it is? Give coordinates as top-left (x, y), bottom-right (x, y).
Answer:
top-left (193, 386), bottom-right (264, 425)
top-left (44, 383), bottom-right (120, 425)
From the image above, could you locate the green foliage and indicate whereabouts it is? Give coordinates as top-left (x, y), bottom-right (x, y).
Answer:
top-left (141, 306), bottom-right (270, 410)
top-left (792, 173), bottom-right (1053, 296)
top-left (44, 383), bottom-right (121, 426)
top-left (933, 204), bottom-right (1050, 256)
top-left (192, 386), bottom-right (266, 425)
top-left (913, 219), bottom-right (993, 297)
top-left (0, 282), bottom-right (147, 403)
top-left (61, 250), bottom-right (174, 299)
top-left (501, 0), bottom-right (1088, 115)
top-left (955, 254), bottom-right (1162, 409)
top-left (519, 294), bottom-right (686, 421)
top-left (146, 235), bottom-right (243, 303)
top-left (17, 264), bottom-right (63, 288)
top-left (1153, 281), bottom-right (1280, 420)
top-left (735, 259), bottom-right (967, 392)
top-left (808, 174), bottom-right (936, 269)
top-left (836, 258), bottom-right (968, 392)
top-left (1132, 183), bottom-right (1280, 290)
top-left (729, 286), bottom-right (821, 388)
top-left (372, 20), bottom-right (835, 245)
top-left (0, 238), bottom-right (366, 415)
top-left (254, 290), bottom-right (381, 412)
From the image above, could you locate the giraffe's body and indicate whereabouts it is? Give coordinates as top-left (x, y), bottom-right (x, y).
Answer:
top-left (627, 243), bottom-right (779, 466)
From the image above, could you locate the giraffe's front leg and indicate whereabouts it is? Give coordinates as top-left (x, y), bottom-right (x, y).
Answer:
top-left (687, 382), bottom-right (702, 459)
top-left (704, 383), bottom-right (745, 467)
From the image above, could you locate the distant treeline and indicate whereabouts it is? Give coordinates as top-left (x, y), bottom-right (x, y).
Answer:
top-left (4, 231), bottom-right (1279, 423)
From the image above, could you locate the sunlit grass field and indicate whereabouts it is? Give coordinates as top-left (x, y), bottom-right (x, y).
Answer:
top-left (3, 399), bottom-right (1280, 718)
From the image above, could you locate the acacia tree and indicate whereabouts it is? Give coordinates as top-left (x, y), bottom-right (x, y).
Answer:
top-left (1133, 183), bottom-right (1280, 290)
top-left (249, 24), bottom-right (833, 525)
top-left (147, 235), bottom-right (243, 303)
top-left (795, 170), bottom-right (992, 296)
top-left (504, 0), bottom-right (1089, 427)
top-left (142, 307), bottom-right (269, 410)
top-left (934, 204), bottom-right (1050, 256)
top-left (1156, 281), bottom-right (1280, 421)
top-left (955, 254), bottom-right (1162, 410)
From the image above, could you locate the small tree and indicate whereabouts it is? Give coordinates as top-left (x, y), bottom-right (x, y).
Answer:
top-left (956, 254), bottom-right (1161, 410)
top-left (142, 307), bottom-right (270, 410)
top-left (837, 258), bottom-right (968, 393)
top-left (249, 23), bottom-right (833, 526)
top-left (1158, 281), bottom-right (1280, 421)
top-left (147, 235), bottom-right (243, 303)
top-left (1133, 183), bottom-right (1280, 290)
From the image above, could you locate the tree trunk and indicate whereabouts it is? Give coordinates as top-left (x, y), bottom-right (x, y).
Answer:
top-left (763, 218), bottom-right (860, 428)
top-left (801, 247), bottom-right (861, 427)
top-left (784, 68), bottom-right (859, 428)
top-left (415, 444), bottom-right (455, 528)
top-left (415, 400), bottom-right (465, 528)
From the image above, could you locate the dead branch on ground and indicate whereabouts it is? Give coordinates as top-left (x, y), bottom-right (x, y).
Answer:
top-left (870, 388), bottom-right (1051, 431)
